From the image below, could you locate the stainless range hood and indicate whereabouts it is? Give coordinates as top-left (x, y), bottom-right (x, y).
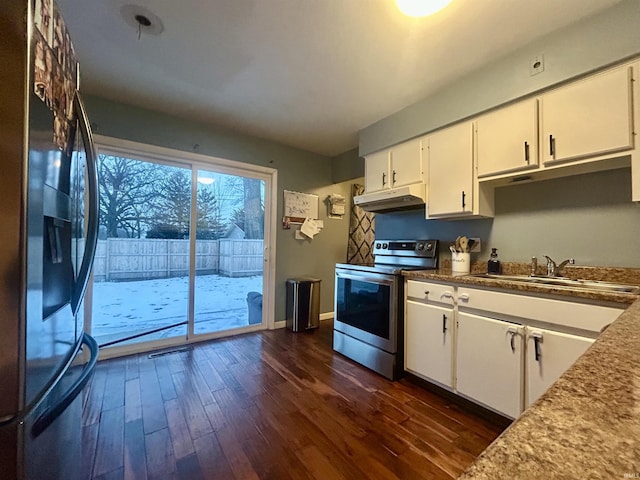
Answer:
top-left (353, 183), bottom-right (426, 212)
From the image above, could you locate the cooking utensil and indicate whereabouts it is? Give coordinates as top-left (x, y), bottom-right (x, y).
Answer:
top-left (454, 236), bottom-right (462, 252)
top-left (459, 236), bottom-right (469, 253)
top-left (449, 245), bottom-right (457, 254)
top-left (467, 238), bottom-right (475, 252)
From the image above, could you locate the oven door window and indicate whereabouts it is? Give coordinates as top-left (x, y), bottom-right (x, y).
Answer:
top-left (336, 277), bottom-right (391, 340)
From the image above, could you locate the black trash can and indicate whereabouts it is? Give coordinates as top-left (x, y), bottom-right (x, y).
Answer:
top-left (246, 291), bottom-right (263, 324)
top-left (286, 277), bottom-right (321, 332)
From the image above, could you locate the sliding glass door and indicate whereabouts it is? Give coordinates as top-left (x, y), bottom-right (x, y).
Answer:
top-left (87, 142), bottom-right (273, 353)
top-left (192, 169), bottom-right (265, 336)
top-left (91, 155), bottom-right (191, 347)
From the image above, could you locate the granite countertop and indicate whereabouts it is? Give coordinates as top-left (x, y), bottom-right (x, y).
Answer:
top-left (403, 262), bottom-right (640, 305)
top-left (403, 263), bottom-right (640, 478)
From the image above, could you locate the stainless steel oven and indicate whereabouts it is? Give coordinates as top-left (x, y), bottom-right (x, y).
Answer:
top-left (335, 269), bottom-right (397, 353)
top-left (334, 239), bottom-right (438, 380)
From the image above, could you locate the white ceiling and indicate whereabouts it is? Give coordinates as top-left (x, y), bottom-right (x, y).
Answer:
top-left (57, 0), bottom-right (622, 157)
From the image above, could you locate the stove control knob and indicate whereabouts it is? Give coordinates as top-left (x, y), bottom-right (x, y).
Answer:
top-left (375, 242), bottom-right (381, 249)
top-left (382, 243), bottom-right (388, 249)
top-left (426, 243), bottom-right (433, 251)
top-left (417, 243), bottom-right (424, 251)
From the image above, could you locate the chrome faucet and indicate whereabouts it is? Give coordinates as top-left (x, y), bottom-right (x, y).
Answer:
top-left (543, 255), bottom-right (575, 277)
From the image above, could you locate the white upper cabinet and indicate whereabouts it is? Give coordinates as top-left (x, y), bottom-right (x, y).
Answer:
top-left (426, 122), bottom-right (494, 219)
top-left (389, 138), bottom-right (423, 188)
top-left (426, 122), bottom-right (478, 217)
top-left (364, 59), bottom-right (639, 205)
top-left (476, 99), bottom-right (539, 177)
top-left (540, 64), bottom-right (634, 164)
top-left (364, 150), bottom-right (390, 193)
top-left (363, 137), bottom-right (423, 193)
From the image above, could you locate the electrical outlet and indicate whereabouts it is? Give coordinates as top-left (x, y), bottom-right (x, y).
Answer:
top-left (530, 54), bottom-right (544, 76)
top-left (469, 237), bottom-right (481, 253)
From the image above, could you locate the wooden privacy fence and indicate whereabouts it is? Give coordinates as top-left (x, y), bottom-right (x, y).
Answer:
top-left (219, 239), bottom-right (264, 277)
top-left (92, 238), bottom-right (263, 281)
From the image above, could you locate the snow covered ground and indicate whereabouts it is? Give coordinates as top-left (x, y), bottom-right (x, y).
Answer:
top-left (92, 274), bottom-right (263, 347)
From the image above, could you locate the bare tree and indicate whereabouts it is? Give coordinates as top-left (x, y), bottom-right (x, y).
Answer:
top-left (196, 187), bottom-right (226, 239)
top-left (98, 156), bottom-right (259, 240)
top-left (243, 178), bottom-right (263, 239)
top-left (97, 155), bottom-right (163, 238)
top-left (148, 169), bottom-right (191, 238)
top-left (204, 175), bottom-right (242, 237)
top-left (148, 170), bottom-right (227, 239)
top-left (230, 207), bottom-right (245, 231)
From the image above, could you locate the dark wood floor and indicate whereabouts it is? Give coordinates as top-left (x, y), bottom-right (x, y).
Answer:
top-left (81, 321), bottom-right (506, 480)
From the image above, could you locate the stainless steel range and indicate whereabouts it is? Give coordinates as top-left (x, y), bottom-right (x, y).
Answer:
top-left (334, 239), bottom-right (439, 380)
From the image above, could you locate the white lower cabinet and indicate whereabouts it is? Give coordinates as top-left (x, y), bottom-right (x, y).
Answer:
top-left (405, 300), bottom-right (454, 388)
top-left (404, 280), bottom-right (623, 420)
top-left (525, 327), bottom-right (594, 408)
top-left (456, 312), bottom-right (524, 418)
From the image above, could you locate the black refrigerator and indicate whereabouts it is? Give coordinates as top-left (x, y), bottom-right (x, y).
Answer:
top-left (0, 0), bottom-right (100, 478)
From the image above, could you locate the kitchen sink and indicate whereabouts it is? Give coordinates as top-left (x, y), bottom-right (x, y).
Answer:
top-left (468, 273), bottom-right (640, 294)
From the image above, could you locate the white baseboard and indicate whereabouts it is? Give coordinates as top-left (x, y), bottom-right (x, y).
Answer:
top-left (272, 312), bottom-right (334, 330)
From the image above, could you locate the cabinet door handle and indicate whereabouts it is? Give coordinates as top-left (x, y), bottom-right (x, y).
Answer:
top-left (507, 327), bottom-right (519, 352)
top-left (524, 141), bottom-right (530, 163)
top-left (392, 170), bottom-right (397, 184)
top-left (549, 134), bottom-right (555, 157)
top-left (532, 332), bottom-right (543, 362)
top-left (441, 291), bottom-right (453, 299)
top-left (424, 290), bottom-right (430, 296)
top-left (458, 293), bottom-right (470, 302)
top-left (461, 191), bottom-right (466, 209)
top-left (382, 172), bottom-right (386, 186)
top-left (442, 314), bottom-right (447, 333)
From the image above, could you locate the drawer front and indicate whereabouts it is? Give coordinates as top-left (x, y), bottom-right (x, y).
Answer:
top-left (406, 280), bottom-right (455, 305)
top-left (457, 287), bottom-right (623, 333)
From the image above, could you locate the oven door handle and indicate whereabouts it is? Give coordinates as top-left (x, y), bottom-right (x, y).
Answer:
top-left (336, 270), bottom-right (395, 285)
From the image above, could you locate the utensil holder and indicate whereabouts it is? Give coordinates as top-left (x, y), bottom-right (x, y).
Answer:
top-left (451, 252), bottom-right (470, 276)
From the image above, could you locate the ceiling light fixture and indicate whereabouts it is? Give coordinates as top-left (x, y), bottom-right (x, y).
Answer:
top-left (135, 14), bottom-right (151, 28)
top-left (121, 5), bottom-right (164, 37)
top-left (396, 0), bottom-right (452, 17)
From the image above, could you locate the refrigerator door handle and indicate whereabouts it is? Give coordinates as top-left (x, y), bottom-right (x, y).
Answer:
top-left (70, 91), bottom-right (100, 315)
top-left (31, 333), bottom-right (98, 438)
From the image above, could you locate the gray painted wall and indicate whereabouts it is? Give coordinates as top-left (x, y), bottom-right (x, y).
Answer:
top-left (84, 95), bottom-right (357, 320)
top-left (281, 178), bottom-right (362, 314)
top-left (360, 0), bottom-right (640, 155)
top-left (332, 148), bottom-right (364, 183)
top-left (374, 168), bottom-right (640, 267)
